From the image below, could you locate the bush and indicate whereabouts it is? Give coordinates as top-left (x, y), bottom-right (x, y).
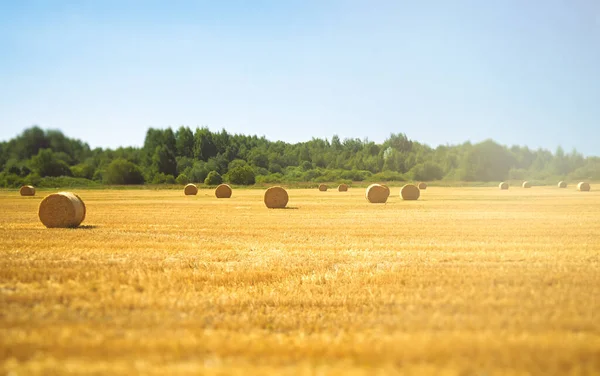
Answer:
top-left (369, 171), bottom-right (407, 182)
top-left (70, 163), bottom-right (95, 180)
top-left (37, 176), bottom-right (99, 188)
top-left (175, 173), bottom-right (190, 185)
top-left (204, 171), bottom-right (223, 185)
top-left (188, 162), bottom-right (210, 183)
top-left (227, 166), bottom-right (256, 185)
top-left (409, 162), bottom-right (444, 181)
top-left (256, 173), bottom-right (284, 184)
top-left (104, 158), bottom-right (145, 185)
top-left (152, 173), bottom-right (176, 184)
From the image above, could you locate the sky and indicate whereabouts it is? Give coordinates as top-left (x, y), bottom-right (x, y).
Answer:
top-left (0, 0), bottom-right (599, 155)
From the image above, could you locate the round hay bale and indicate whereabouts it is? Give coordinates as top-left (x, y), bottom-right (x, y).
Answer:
top-left (400, 184), bottom-right (420, 200)
top-left (499, 182), bottom-right (509, 190)
top-left (522, 181), bottom-right (532, 188)
top-left (417, 182), bottom-right (427, 190)
top-left (318, 184), bottom-right (328, 192)
top-left (73, 193), bottom-right (86, 223)
top-left (578, 182), bottom-right (591, 192)
top-left (264, 186), bottom-right (289, 208)
top-left (19, 185), bottom-right (36, 196)
top-left (215, 184), bottom-right (232, 198)
top-left (184, 184), bottom-right (198, 195)
top-left (38, 192), bottom-right (85, 228)
top-left (558, 181), bottom-right (567, 188)
top-left (338, 183), bottom-right (348, 192)
top-left (365, 184), bottom-right (389, 204)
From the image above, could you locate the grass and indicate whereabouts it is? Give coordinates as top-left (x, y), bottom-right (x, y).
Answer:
top-left (1, 187), bottom-right (599, 375)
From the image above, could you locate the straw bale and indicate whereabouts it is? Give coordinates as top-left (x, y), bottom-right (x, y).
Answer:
top-left (338, 184), bottom-right (348, 192)
top-left (578, 182), bottom-right (591, 192)
top-left (499, 182), bottom-right (509, 190)
top-left (365, 184), bottom-right (389, 203)
top-left (38, 192), bottom-right (85, 228)
top-left (215, 184), bottom-right (232, 198)
top-left (20, 185), bottom-right (35, 196)
top-left (400, 184), bottom-right (420, 200)
top-left (184, 184), bottom-right (198, 195)
top-left (558, 181), bottom-right (567, 188)
top-left (264, 186), bottom-right (289, 208)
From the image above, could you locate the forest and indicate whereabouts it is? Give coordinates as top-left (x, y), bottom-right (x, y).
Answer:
top-left (0, 126), bottom-right (598, 188)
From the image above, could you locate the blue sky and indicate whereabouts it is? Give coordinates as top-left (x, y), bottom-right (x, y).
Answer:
top-left (1, 0), bottom-right (599, 155)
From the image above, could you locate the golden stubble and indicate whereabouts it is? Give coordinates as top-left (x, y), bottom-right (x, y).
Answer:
top-left (1, 187), bottom-right (599, 375)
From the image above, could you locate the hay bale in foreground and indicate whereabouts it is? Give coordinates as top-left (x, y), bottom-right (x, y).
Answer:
top-left (338, 183), bottom-right (348, 192)
top-left (184, 184), bottom-right (198, 195)
top-left (38, 192), bottom-right (85, 228)
top-left (558, 181), bottom-right (567, 188)
top-left (417, 182), bottom-right (427, 190)
top-left (578, 182), bottom-right (591, 192)
top-left (522, 181), bottom-right (532, 188)
top-left (318, 184), bottom-right (328, 192)
top-left (499, 182), bottom-right (509, 190)
top-left (215, 184), bottom-right (232, 198)
top-left (20, 185), bottom-right (35, 196)
top-left (264, 186), bottom-right (289, 208)
top-left (400, 184), bottom-right (420, 200)
top-left (365, 184), bottom-right (389, 203)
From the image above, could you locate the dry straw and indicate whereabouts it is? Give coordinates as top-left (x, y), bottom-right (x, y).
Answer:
top-left (499, 182), bottom-right (509, 190)
top-left (365, 184), bottom-right (389, 203)
top-left (338, 183), bottom-right (348, 192)
top-left (19, 185), bottom-right (35, 196)
top-left (578, 182), bottom-right (591, 192)
top-left (38, 192), bottom-right (86, 228)
top-left (215, 184), bottom-right (232, 198)
top-left (264, 186), bottom-right (289, 208)
top-left (558, 181), bottom-right (567, 188)
top-left (401, 184), bottom-right (421, 200)
top-left (183, 184), bottom-right (198, 195)
top-left (318, 184), bottom-right (328, 192)
top-left (522, 181), bottom-right (532, 188)
top-left (417, 182), bottom-right (427, 190)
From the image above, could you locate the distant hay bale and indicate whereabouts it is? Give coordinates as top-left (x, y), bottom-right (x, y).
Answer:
top-left (499, 182), bottom-right (509, 190)
top-left (400, 184), bottom-right (420, 200)
top-left (522, 181), bottom-right (532, 188)
top-left (365, 184), bottom-right (389, 204)
top-left (417, 182), bottom-right (427, 190)
top-left (215, 184), bottom-right (232, 198)
top-left (19, 185), bottom-right (35, 196)
top-left (264, 186), bottom-right (289, 208)
top-left (184, 184), bottom-right (198, 195)
top-left (38, 192), bottom-right (86, 228)
top-left (558, 181), bottom-right (567, 188)
top-left (338, 183), bottom-right (348, 192)
top-left (318, 184), bottom-right (328, 192)
top-left (578, 182), bottom-right (591, 192)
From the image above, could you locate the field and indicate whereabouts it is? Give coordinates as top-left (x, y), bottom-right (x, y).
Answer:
top-left (1, 186), bottom-right (599, 375)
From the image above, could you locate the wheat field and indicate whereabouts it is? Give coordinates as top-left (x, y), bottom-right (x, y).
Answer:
top-left (1, 187), bottom-right (599, 375)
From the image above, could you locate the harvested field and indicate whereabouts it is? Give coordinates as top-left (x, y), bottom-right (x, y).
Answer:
top-left (1, 187), bottom-right (599, 375)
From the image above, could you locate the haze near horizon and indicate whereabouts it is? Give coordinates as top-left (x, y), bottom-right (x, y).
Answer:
top-left (1, 0), bottom-right (599, 155)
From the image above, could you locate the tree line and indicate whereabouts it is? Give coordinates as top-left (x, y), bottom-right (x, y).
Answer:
top-left (0, 126), bottom-right (598, 188)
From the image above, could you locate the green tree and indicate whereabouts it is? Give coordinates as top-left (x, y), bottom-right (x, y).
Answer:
top-left (228, 165), bottom-right (256, 185)
top-left (29, 149), bottom-right (73, 177)
top-left (204, 171), bottom-right (223, 185)
top-left (104, 158), bottom-right (145, 184)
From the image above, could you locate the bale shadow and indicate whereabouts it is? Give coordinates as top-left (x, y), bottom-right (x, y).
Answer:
top-left (74, 225), bottom-right (98, 230)
top-left (270, 206), bottom-right (299, 210)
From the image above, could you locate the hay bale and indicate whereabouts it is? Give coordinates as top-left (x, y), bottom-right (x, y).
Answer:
top-left (38, 192), bottom-right (85, 228)
top-left (73, 193), bottom-right (86, 222)
top-left (558, 181), bottom-right (567, 188)
top-left (365, 184), bottom-right (389, 203)
top-left (400, 184), bottom-right (420, 200)
top-left (318, 184), bottom-right (328, 192)
top-left (578, 182), bottom-right (591, 192)
top-left (522, 181), bottom-right (532, 188)
top-left (417, 182), bottom-right (427, 190)
top-left (499, 182), bottom-right (509, 190)
top-left (19, 185), bottom-right (35, 196)
top-left (264, 186), bottom-right (289, 208)
top-left (338, 183), bottom-right (348, 192)
top-left (184, 184), bottom-right (198, 195)
top-left (215, 184), bottom-right (232, 198)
